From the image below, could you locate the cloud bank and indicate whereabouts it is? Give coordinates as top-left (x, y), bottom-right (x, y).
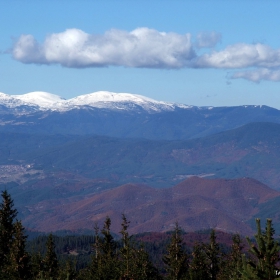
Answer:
top-left (11, 28), bottom-right (280, 82)
top-left (13, 28), bottom-right (195, 69)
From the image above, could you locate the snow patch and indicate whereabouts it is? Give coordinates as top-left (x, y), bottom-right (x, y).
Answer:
top-left (0, 91), bottom-right (193, 113)
top-left (13, 92), bottom-right (66, 109)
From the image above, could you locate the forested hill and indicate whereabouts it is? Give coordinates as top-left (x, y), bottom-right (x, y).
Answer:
top-left (1, 122), bottom-right (280, 190)
top-left (1, 189), bottom-right (280, 279)
top-left (16, 177), bottom-right (280, 235)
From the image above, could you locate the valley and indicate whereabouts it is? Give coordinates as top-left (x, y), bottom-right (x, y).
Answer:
top-left (1, 92), bottom-right (280, 235)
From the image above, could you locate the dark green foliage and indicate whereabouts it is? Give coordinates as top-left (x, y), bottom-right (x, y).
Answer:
top-left (119, 215), bottom-right (161, 280)
top-left (58, 258), bottom-right (77, 280)
top-left (99, 217), bottom-right (119, 279)
top-left (30, 251), bottom-right (44, 279)
top-left (189, 243), bottom-right (209, 280)
top-left (43, 233), bottom-right (59, 279)
top-left (7, 220), bottom-right (30, 279)
top-left (26, 233), bottom-right (95, 272)
top-left (119, 214), bottom-right (134, 279)
top-left (163, 222), bottom-right (189, 280)
top-left (242, 218), bottom-right (280, 279)
top-left (87, 221), bottom-right (120, 280)
top-left (204, 229), bottom-right (221, 280)
top-left (189, 230), bottom-right (223, 280)
top-left (0, 190), bottom-right (19, 278)
top-left (224, 234), bottom-right (244, 280)
top-left (0, 190), bottom-right (18, 267)
top-left (3, 190), bottom-right (280, 280)
top-left (133, 244), bottom-right (162, 280)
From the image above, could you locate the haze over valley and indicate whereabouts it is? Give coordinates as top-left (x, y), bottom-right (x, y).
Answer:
top-left (0, 91), bottom-right (280, 235)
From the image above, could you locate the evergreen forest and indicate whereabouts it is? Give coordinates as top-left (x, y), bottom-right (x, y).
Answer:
top-left (1, 190), bottom-right (280, 280)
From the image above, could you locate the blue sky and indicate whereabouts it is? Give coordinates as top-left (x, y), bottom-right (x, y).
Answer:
top-left (2, 1), bottom-right (280, 108)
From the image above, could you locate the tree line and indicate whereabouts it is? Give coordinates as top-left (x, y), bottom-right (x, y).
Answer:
top-left (1, 190), bottom-right (280, 279)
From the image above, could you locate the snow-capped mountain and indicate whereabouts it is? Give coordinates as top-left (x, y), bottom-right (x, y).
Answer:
top-left (13, 91), bottom-right (66, 108)
top-left (0, 92), bottom-right (30, 108)
top-left (0, 91), bottom-right (191, 113)
top-left (1, 90), bottom-right (280, 140)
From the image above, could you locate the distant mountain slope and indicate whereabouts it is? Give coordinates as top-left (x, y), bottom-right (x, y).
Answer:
top-left (1, 122), bottom-right (280, 190)
top-left (0, 132), bottom-right (81, 164)
top-left (0, 91), bottom-right (188, 112)
top-left (27, 122), bottom-right (280, 190)
top-left (1, 123), bottom-right (280, 235)
top-left (20, 177), bottom-right (280, 235)
top-left (1, 91), bottom-right (280, 139)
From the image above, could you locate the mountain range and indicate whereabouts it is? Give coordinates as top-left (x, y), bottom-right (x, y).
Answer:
top-left (1, 91), bottom-right (280, 235)
top-left (1, 91), bottom-right (280, 140)
top-left (0, 91), bottom-right (188, 112)
top-left (1, 122), bottom-right (280, 190)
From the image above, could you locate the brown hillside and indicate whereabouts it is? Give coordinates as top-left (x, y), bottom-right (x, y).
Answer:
top-left (23, 177), bottom-right (280, 235)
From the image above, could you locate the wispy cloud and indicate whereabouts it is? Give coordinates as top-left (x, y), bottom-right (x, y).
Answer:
top-left (195, 43), bottom-right (280, 69)
top-left (195, 32), bottom-right (221, 49)
top-left (230, 68), bottom-right (280, 82)
top-left (11, 28), bottom-right (280, 83)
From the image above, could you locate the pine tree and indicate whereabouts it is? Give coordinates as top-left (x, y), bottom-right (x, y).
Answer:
top-left (7, 220), bottom-right (30, 279)
top-left (133, 244), bottom-right (161, 280)
top-left (44, 233), bottom-right (59, 279)
top-left (189, 242), bottom-right (209, 280)
top-left (163, 222), bottom-right (189, 280)
top-left (204, 229), bottom-right (221, 280)
top-left (119, 214), bottom-right (134, 279)
top-left (0, 190), bottom-right (18, 271)
top-left (89, 220), bottom-right (119, 280)
top-left (242, 218), bottom-right (280, 280)
top-left (226, 234), bottom-right (244, 280)
top-left (88, 223), bottom-right (102, 279)
top-left (100, 216), bottom-right (119, 279)
top-left (101, 217), bottom-right (116, 258)
top-left (58, 258), bottom-right (77, 280)
top-left (119, 214), bottom-right (160, 280)
top-left (30, 251), bottom-right (44, 280)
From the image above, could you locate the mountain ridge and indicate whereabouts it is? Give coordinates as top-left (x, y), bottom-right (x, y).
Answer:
top-left (0, 96), bottom-right (280, 140)
top-left (19, 177), bottom-right (280, 235)
top-left (0, 123), bottom-right (280, 234)
top-left (1, 122), bottom-right (280, 190)
top-left (0, 91), bottom-right (276, 115)
top-left (0, 91), bottom-right (191, 112)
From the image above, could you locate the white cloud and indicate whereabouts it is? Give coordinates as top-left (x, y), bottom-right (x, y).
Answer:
top-left (11, 28), bottom-right (280, 83)
top-left (195, 32), bottom-right (221, 48)
top-left (230, 68), bottom-right (280, 82)
top-left (12, 34), bottom-right (46, 63)
top-left (12, 28), bottom-right (196, 69)
top-left (195, 43), bottom-right (280, 68)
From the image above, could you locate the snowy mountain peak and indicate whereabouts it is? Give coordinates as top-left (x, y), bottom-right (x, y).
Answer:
top-left (0, 92), bottom-right (9, 98)
top-left (0, 91), bottom-right (192, 113)
top-left (13, 92), bottom-right (66, 108)
top-left (67, 91), bottom-right (159, 104)
top-left (65, 91), bottom-right (179, 112)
